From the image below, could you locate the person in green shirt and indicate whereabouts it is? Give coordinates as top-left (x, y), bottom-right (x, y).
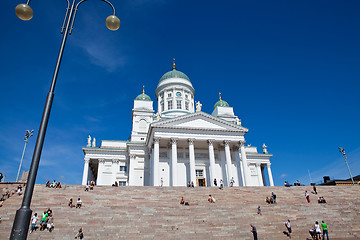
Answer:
top-left (321, 220), bottom-right (329, 240)
top-left (40, 211), bottom-right (48, 231)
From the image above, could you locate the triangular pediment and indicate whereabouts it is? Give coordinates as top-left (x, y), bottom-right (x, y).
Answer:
top-left (151, 112), bottom-right (248, 132)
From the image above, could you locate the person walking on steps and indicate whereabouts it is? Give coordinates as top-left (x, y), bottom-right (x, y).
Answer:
top-left (250, 224), bottom-right (258, 240)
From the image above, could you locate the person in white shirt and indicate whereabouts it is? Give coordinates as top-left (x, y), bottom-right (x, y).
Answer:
top-left (314, 221), bottom-right (321, 239)
top-left (30, 213), bottom-right (38, 233)
top-left (76, 198), bottom-right (82, 208)
top-left (285, 219), bottom-right (291, 238)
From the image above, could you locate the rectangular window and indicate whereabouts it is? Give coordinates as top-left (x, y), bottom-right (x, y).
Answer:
top-left (119, 166), bottom-right (127, 172)
top-left (185, 94), bottom-right (188, 99)
top-left (118, 181), bottom-right (126, 186)
top-left (161, 101), bottom-right (164, 112)
top-left (196, 170), bottom-right (204, 178)
top-left (168, 93), bottom-right (172, 97)
top-left (168, 100), bottom-right (173, 110)
top-left (177, 100), bottom-right (182, 109)
top-left (185, 101), bottom-right (189, 110)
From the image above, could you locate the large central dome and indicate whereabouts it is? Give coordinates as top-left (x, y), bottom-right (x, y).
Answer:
top-left (159, 69), bottom-right (191, 82)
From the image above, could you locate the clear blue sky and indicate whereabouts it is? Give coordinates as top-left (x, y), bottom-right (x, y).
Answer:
top-left (1, 0), bottom-right (359, 185)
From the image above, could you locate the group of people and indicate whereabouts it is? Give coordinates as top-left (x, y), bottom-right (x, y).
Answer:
top-left (85, 181), bottom-right (95, 191)
top-left (208, 194), bottom-right (216, 203)
top-left (179, 196), bottom-right (189, 206)
top-left (68, 198), bottom-right (82, 208)
top-left (265, 192), bottom-right (277, 204)
top-left (0, 184), bottom-right (26, 207)
top-left (250, 220), bottom-right (329, 240)
top-left (187, 181), bottom-right (195, 188)
top-left (30, 208), bottom-right (54, 233)
top-left (309, 221), bottom-right (329, 240)
top-left (318, 196), bottom-right (326, 203)
top-left (46, 180), bottom-right (62, 188)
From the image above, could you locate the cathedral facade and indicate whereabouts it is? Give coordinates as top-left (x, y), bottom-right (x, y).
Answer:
top-left (82, 62), bottom-right (274, 187)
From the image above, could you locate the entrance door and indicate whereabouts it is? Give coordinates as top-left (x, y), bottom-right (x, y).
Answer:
top-left (196, 169), bottom-right (206, 187)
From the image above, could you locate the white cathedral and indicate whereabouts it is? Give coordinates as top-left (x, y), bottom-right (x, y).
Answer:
top-left (82, 61), bottom-right (274, 187)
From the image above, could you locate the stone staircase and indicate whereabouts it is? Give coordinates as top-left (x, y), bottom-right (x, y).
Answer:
top-left (0, 185), bottom-right (359, 239)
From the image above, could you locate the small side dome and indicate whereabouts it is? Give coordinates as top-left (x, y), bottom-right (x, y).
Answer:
top-left (135, 93), bottom-right (151, 101)
top-left (135, 86), bottom-right (151, 101)
top-left (214, 92), bottom-right (230, 109)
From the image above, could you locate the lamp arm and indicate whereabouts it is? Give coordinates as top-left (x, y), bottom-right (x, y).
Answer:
top-left (69, 0), bottom-right (116, 34)
top-left (61, 0), bottom-right (71, 34)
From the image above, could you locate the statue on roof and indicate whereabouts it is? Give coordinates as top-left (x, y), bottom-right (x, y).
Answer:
top-left (154, 112), bottom-right (162, 121)
top-left (92, 137), bottom-right (96, 148)
top-left (235, 117), bottom-right (241, 126)
top-left (263, 143), bottom-right (268, 154)
top-left (196, 101), bottom-right (202, 112)
top-left (87, 135), bottom-right (91, 147)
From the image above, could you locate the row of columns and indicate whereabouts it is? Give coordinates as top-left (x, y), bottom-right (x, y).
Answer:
top-left (150, 138), bottom-right (274, 187)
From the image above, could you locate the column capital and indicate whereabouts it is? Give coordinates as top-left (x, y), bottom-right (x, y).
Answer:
top-left (154, 137), bottom-right (161, 143)
top-left (266, 163), bottom-right (271, 167)
top-left (98, 159), bottom-right (105, 163)
top-left (224, 140), bottom-right (231, 146)
top-left (170, 138), bottom-right (178, 144)
top-left (84, 158), bottom-right (90, 163)
top-left (239, 140), bottom-right (246, 147)
top-left (207, 139), bottom-right (215, 146)
top-left (188, 138), bottom-right (195, 145)
top-left (113, 159), bottom-right (120, 164)
top-left (255, 162), bottom-right (261, 167)
top-left (129, 154), bottom-right (136, 159)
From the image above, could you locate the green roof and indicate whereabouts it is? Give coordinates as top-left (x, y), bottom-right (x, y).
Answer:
top-left (135, 93), bottom-right (151, 101)
top-left (214, 99), bottom-right (230, 109)
top-left (159, 69), bottom-right (191, 82)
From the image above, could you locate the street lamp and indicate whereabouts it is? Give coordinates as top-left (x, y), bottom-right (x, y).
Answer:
top-left (16, 130), bottom-right (34, 182)
top-left (10, 1), bottom-right (120, 239)
top-left (338, 147), bottom-right (355, 186)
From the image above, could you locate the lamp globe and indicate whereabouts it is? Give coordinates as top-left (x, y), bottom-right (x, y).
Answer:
top-left (105, 15), bottom-right (120, 31)
top-left (15, 4), bottom-right (33, 21)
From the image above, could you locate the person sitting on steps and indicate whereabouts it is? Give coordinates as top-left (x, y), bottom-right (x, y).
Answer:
top-left (76, 198), bottom-right (82, 208)
top-left (208, 194), bottom-right (216, 203)
top-left (69, 198), bottom-right (74, 208)
top-left (180, 197), bottom-right (185, 205)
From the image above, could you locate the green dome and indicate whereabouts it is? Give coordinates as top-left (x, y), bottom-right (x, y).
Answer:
top-left (159, 69), bottom-right (191, 82)
top-left (135, 93), bottom-right (151, 101)
top-left (214, 99), bottom-right (230, 109)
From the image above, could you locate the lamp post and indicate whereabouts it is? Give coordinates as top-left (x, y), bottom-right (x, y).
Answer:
top-left (11, 1), bottom-right (120, 239)
top-left (338, 147), bottom-right (355, 186)
top-left (16, 130), bottom-right (34, 182)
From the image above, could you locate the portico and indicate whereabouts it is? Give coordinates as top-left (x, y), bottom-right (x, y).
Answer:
top-left (146, 111), bottom-right (274, 187)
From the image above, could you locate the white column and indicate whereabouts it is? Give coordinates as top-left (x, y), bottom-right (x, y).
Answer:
top-left (224, 140), bottom-right (232, 185)
top-left (267, 163), bottom-right (274, 186)
top-left (208, 139), bottom-right (216, 186)
top-left (153, 137), bottom-right (160, 186)
top-left (188, 138), bottom-right (196, 186)
top-left (256, 163), bottom-right (264, 186)
top-left (171, 138), bottom-right (178, 186)
top-left (234, 147), bottom-right (245, 186)
top-left (97, 159), bottom-right (105, 185)
top-left (129, 154), bottom-right (136, 186)
top-left (82, 158), bottom-right (90, 185)
top-left (150, 148), bottom-right (154, 186)
top-left (240, 140), bottom-right (249, 186)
